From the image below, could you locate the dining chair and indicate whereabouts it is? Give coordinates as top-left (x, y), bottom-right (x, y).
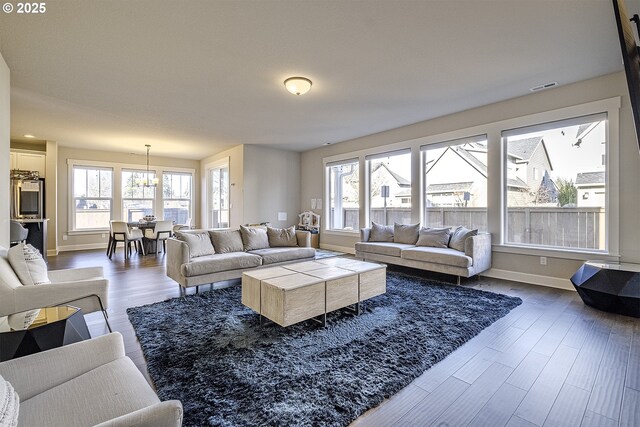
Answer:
top-left (172, 217), bottom-right (192, 234)
top-left (144, 220), bottom-right (173, 255)
top-left (109, 221), bottom-right (145, 260)
top-left (9, 220), bottom-right (29, 246)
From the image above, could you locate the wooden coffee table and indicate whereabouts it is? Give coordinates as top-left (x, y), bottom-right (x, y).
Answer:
top-left (241, 258), bottom-right (386, 327)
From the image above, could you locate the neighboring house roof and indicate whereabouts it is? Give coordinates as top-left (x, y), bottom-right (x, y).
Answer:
top-left (507, 177), bottom-right (528, 189)
top-left (455, 148), bottom-right (488, 177)
top-left (425, 182), bottom-right (473, 194)
top-left (372, 163), bottom-right (411, 187)
top-left (508, 136), bottom-right (553, 170)
top-left (394, 189), bottom-right (412, 197)
top-left (576, 171), bottom-right (605, 186)
top-left (576, 123), bottom-right (591, 138)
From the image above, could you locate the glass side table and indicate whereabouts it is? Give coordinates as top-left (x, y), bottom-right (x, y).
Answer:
top-left (570, 261), bottom-right (640, 318)
top-left (0, 306), bottom-right (91, 361)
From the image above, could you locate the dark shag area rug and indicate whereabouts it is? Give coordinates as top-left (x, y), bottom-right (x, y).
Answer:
top-left (127, 271), bottom-right (522, 427)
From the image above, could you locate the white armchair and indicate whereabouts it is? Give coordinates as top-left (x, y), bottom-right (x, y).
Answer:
top-left (0, 246), bottom-right (111, 331)
top-left (0, 332), bottom-right (183, 426)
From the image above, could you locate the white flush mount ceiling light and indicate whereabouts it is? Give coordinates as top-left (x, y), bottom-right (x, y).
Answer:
top-left (284, 77), bottom-right (312, 95)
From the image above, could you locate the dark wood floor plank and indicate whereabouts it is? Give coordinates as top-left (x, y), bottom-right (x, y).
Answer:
top-left (532, 313), bottom-right (577, 356)
top-left (620, 387), bottom-right (640, 427)
top-left (543, 383), bottom-right (590, 427)
top-left (393, 377), bottom-right (469, 426)
top-left (564, 320), bottom-right (611, 391)
top-left (506, 415), bottom-right (539, 427)
top-left (467, 383), bottom-right (527, 427)
top-left (514, 345), bottom-right (580, 426)
top-left (585, 320), bottom-right (634, 421)
top-left (506, 351), bottom-right (550, 391)
top-left (453, 347), bottom-right (501, 384)
top-left (431, 362), bottom-right (514, 427)
top-left (487, 326), bottom-right (526, 352)
top-left (560, 316), bottom-right (595, 350)
top-left (626, 322), bottom-right (640, 391)
top-left (580, 410), bottom-right (617, 427)
top-left (411, 353), bottom-right (468, 392)
top-left (352, 384), bottom-right (429, 427)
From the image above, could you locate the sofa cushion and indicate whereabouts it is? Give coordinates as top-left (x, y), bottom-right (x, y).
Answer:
top-left (208, 230), bottom-right (244, 254)
top-left (7, 244), bottom-right (50, 286)
top-left (394, 223), bottom-right (420, 244)
top-left (249, 247), bottom-right (316, 265)
top-left (267, 226), bottom-right (298, 247)
top-left (449, 226), bottom-right (478, 252)
top-left (401, 247), bottom-right (473, 268)
top-left (181, 252), bottom-right (262, 277)
top-left (19, 358), bottom-right (159, 427)
top-left (0, 373), bottom-right (19, 427)
top-left (369, 222), bottom-right (394, 242)
top-left (240, 226), bottom-right (270, 251)
top-left (355, 242), bottom-right (416, 257)
top-left (175, 231), bottom-right (215, 258)
top-left (416, 227), bottom-right (451, 248)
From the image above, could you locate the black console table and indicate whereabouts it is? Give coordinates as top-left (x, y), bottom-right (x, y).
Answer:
top-left (570, 261), bottom-right (640, 318)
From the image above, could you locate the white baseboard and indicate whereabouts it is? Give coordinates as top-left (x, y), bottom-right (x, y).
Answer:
top-left (483, 268), bottom-right (575, 291)
top-left (47, 248), bottom-right (59, 257)
top-left (58, 243), bottom-right (106, 252)
top-left (319, 243), bottom-right (355, 254)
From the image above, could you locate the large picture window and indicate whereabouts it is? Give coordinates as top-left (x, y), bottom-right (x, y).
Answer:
top-left (503, 113), bottom-right (607, 250)
top-left (163, 172), bottom-right (192, 224)
top-left (367, 150), bottom-right (412, 225)
top-left (327, 159), bottom-right (359, 231)
top-left (72, 166), bottom-right (113, 230)
top-left (422, 135), bottom-right (488, 231)
top-left (122, 170), bottom-right (156, 222)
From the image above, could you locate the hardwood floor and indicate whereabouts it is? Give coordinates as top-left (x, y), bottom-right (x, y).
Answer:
top-left (48, 249), bottom-right (640, 427)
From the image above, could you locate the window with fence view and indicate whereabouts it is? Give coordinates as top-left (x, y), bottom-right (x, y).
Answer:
top-left (122, 170), bottom-right (156, 222)
top-left (504, 113), bottom-right (607, 251)
top-left (423, 135), bottom-right (488, 232)
top-left (367, 150), bottom-right (412, 226)
top-left (72, 166), bottom-right (113, 230)
top-left (328, 159), bottom-right (359, 231)
top-left (163, 172), bottom-right (192, 225)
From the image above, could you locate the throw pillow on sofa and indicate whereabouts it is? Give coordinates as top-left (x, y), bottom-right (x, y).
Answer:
top-left (240, 225), bottom-right (270, 251)
top-left (416, 227), bottom-right (451, 248)
top-left (448, 226), bottom-right (478, 252)
top-left (267, 226), bottom-right (298, 247)
top-left (369, 222), bottom-right (394, 242)
top-left (7, 244), bottom-right (50, 286)
top-left (175, 231), bottom-right (215, 257)
top-left (394, 223), bottom-right (420, 244)
top-left (209, 230), bottom-right (244, 254)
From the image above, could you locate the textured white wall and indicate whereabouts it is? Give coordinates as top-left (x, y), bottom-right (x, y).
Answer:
top-left (0, 52), bottom-right (9, 248)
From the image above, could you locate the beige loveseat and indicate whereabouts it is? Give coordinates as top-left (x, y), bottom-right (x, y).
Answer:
top-left (0, 332), bottom-right (182, 427)
top-left (167, 226), bottom-right (315, 293)
top-left (355, 223), bottom-right (492, 284)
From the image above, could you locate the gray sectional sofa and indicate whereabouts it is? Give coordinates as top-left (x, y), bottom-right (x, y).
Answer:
top-left (355, 223), bottom-right (492, 283)
top-left (167, 226), bottom-right (315, 293)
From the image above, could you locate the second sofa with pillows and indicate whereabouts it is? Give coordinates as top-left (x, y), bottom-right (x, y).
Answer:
top-left (166, 225), bottom-right (315, 293)
top-left (355, 222), bottom-right (491, 283)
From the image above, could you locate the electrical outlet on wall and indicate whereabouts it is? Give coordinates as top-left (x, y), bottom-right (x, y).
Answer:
top-left (62, 234), bottom-right (68, 241)
top-left (540, 256), bottom-right (547, 266)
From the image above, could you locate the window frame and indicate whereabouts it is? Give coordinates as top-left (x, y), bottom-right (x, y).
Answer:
top-left (366, 148), bottom-right (413, 227)
top-left (121, 168), bottom-right (157, 223)
top-left (162, 171), bottom-right (193, 223)
top-left (204, 157), bottom-right (230, 229)
top-left (69, 164), bottom-right (114, 232)
top-left (326, 158), bottom-right (360, 232)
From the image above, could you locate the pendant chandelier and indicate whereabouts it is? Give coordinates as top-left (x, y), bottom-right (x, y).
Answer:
top-left (139, 144), bottom-right (158, 187)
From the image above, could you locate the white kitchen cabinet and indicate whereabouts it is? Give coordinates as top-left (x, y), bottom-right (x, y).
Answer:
top-left (11, 151), bottom-right (46, 178)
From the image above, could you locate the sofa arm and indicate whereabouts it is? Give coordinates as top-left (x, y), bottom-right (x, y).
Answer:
top-left (13, 278), bottom-right (109, 314)
top-left (465, 233), bottom-right (492, 273)
top-left (360, 228), bottom-right (371, 242)
top-left (47, 266), bottom-right (104, 283)
top-left (0, 332), bottom-right (126, 400)
top-left (166, 238), bottom-right (190, 285)
top-left (296, 230), bottom-right (311, 247)
top-left (93, 400), bottom-right (183, 427)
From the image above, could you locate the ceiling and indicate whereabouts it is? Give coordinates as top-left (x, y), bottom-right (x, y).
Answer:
top-left (0, 0), bottom-right (629, 159)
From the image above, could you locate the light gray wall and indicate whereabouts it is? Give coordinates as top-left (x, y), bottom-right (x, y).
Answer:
top-left (0, 52), bottom-right (9, 248)
top-left (45, 141), bottom-right (58, 254)
top-left (243, 145), bottom-right (300, 228)
top-left (301, 71), bottom-right (640, 285)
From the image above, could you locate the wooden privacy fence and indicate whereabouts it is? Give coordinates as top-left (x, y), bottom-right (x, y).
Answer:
top-left (333, 207), bottom-right (605, 250)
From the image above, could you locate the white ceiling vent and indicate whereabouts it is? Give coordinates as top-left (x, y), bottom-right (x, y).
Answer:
top-left (529, 82), bottom-right (558, 92)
